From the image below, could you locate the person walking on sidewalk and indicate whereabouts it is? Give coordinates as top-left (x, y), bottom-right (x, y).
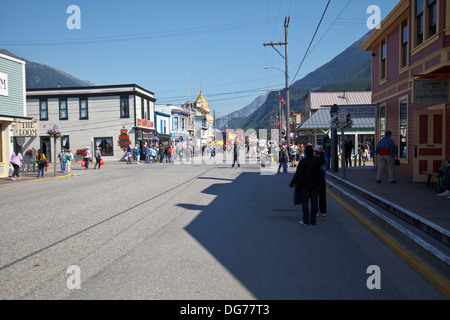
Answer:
top-left (277, 145), bottom-right (289, 173)
top-left (10, 148), bottom-right (23, 180)
top-left (375, 130), bottom-right (398, 183)
top-left (289, 145), bottom-right (325, 225)
top-left (94, 147), bottom-right (102, 169)
top-left (66, 149), bottom-right (75, 173)
top-left (57, 148), bottom-right (67, 172)
top-left (83, 147), bottom-right (92, 170)
top-left (36, 149), bottom-right (46, 178)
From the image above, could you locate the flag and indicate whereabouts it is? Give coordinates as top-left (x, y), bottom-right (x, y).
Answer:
top-left (279, 94), bottom-right (286, 106)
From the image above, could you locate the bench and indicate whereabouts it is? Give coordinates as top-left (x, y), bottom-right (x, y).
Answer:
top-left (422, 171), bottom-right (439, 186)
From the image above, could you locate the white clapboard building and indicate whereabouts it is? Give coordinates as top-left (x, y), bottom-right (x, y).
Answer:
top-left (25, 84), bottom-right (156, 162)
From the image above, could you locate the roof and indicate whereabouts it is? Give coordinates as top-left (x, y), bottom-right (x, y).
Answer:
top-left (298, 107), bottom-right (375, 130)
top-left (307, 91), bottom-right (372, 110)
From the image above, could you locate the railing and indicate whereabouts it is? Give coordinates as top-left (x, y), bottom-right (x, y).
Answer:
top-left (19, 160), bottom-right (37, 173)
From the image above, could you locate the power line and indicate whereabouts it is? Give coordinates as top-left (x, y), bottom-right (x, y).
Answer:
top-left (290, 0), bottom-right (331, 86)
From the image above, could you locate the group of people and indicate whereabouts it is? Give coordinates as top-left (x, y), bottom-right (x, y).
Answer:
top-left (57, 148), bottom-right (76, 173)
top-left (8, 148), bottom-right (50, 180)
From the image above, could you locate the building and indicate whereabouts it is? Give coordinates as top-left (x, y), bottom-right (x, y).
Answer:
top-left (0, 52), bottom-right (31, 178)
top-left (361, 0), bottom-right (450, 181)
top-left (297, 91), bottom-right (374, 148)
top-left (193, 91), bottom-right (214, 147)
top-left (25, 84), bottom-right (156, 162)
top-left (154, 110), bottom-right (171, 146)
top-left (154, 104), bottom-right (190, 146)
top-left (297, 107), bottom-right (375, 154)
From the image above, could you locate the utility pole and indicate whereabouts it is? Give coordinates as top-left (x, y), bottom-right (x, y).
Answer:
top-left (263, 16), bottom-right (290, 147)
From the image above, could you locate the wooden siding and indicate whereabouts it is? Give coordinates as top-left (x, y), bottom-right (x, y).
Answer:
top-left (0, 55), bottom-right (25, 117)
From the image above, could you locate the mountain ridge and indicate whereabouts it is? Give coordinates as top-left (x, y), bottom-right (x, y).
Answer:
top-left (0, 49), bottom-right (94, 88)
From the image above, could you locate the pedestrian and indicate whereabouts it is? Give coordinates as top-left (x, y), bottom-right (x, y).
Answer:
top-left (159, 145), bottom-right (165, 163)
top-left (126, 146), bottom-right (132, 164)
top-left (83, 147), bottom-right (91, 170)
top-left (150, 146), bottom-right (157, 163)
top-left (66, 149), bottom-right (75, 173)
top-left (94, 147), bottom-right (102, 169)
top-left (36, 149), bottom-right (47, 178)
top-left (321, 134), bottom-right (331, 171)
top-left (315, 146), bottom-right (327, 217)
top-left (375, 130), bottom-right (398, 183)
top-left (57, 148), bottom-right (67, 172)
top-left (9, 148), bottom-right (23, 180)
top-left (210, 145), bottom-right (215, 160)
top-left (344, 136), bottom-right (353, 167)
top-left (437, 158), bottom-right (450, 197)
top-left (277, 145), bottom-right (289, 173)
top-left (145, 145), bottom-right (151, 163)
top-left (232, 142), bottom-right (241, 168)
top-left (289, 145), bottom-right (325, 225)
top-left (134, 146), bottom-right (141, 164)
top-left (361, 145), bottom-right (368, 166)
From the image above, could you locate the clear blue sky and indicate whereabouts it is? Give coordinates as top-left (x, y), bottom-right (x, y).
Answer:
top-left (1, 0), bottom-right (399, 117)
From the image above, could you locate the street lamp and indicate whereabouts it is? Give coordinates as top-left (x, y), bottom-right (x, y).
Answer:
top-left (330, 104), bottom-right (339, 172)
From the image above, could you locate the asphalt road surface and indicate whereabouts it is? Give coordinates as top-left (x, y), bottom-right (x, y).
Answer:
top-left (0, 161), bottom-right (446, 300)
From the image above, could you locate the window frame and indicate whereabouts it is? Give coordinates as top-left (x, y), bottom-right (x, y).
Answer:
top-left (399, 97), bottom-right (408, 161)
top-left (379, 104), bottom-right (386, 140)
top-left (380, 39), bottom-right (387, 82)
top-left (120, 95), bottom-right (130, 118)
top-left (40, 99), bottom-right (48, 121)
top-left (400, 19), bottom-right (409, 69)
top-left (79, 97), bottom-right (89, 120)
top-left (94, 137), bottom-right (114, 156)
top-left (59, 98), bottom-right (68, 120)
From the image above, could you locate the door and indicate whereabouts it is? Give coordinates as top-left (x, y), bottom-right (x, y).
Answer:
top-left (40, 137), bottom-right (51, 163)
top-left (413, 108), bottom-right (445, 182)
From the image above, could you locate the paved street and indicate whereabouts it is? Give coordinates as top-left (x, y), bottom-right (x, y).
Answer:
top-left (0, 160), bottom-right (447, 300)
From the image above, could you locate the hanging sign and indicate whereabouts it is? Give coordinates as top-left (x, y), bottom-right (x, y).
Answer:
top-left (16, 121), bottom-right (39, 137)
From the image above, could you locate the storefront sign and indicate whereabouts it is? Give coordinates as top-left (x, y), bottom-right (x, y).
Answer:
top-left (118, 127), bottom-right (132, 151)
top-left (0, 71), bottom-right (8, 96)
top-left (339, 105), bottom-right (378, 118)
top-left (136, 118), bottom-right (154, 129)
top-left (16, 121), bottom-right (39, 137)
top-left (338, 109), bottom-right (347, 126)
top-left (414, 80), bottom-right (449, 103)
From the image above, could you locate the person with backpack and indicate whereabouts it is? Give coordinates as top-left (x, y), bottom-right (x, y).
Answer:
top-left (83, 147), bottom-right (91, 170)
top-left (437, 158), bottom-right (450, 198)
top-left (36, 149), bottom-right (47, 178)
top-left (321, 134), bottom-right (331, 171)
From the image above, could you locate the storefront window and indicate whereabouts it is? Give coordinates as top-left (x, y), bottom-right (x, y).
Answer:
top-left (399, 99), bottom-right (408, 159)
top-left (94, 137), bottom-right (113, 156)
top-left (61, 136), bottom-right (70, 151)
top-left (380, 105), bottom-right (386, 139)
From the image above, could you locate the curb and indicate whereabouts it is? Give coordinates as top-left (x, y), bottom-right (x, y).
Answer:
top-left (326, 172), bottom-right (450, 247)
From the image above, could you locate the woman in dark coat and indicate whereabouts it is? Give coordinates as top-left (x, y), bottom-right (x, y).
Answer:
top-left (289, 145), bottom-right (325, 225)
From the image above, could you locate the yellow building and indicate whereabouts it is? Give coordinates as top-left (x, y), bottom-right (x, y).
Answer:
top-left (194, 91), bottom-right (214, 146)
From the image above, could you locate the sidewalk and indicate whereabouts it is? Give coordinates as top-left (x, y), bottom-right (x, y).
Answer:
top-left (326, 164), bottom-right (450, 247)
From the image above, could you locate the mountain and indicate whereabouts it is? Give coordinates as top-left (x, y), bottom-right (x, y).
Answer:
top-left (233, 31), bottom-right (373, 131)
top-left (216, 94), bottom-right (267, 129)
top-left (0, 49), bottom-right (94, 88)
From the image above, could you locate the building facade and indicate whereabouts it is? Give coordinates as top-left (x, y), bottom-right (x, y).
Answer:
top-left (154, 104), bottom-right (190, 146)
top-left (25, 84), bottom-right (156, 162)
top-left (0, 52), bottom-right (30, 178)
top-left (361, 0), bottom-right (450, 181)
top-left (297, 91), bottom-right (374, 149)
